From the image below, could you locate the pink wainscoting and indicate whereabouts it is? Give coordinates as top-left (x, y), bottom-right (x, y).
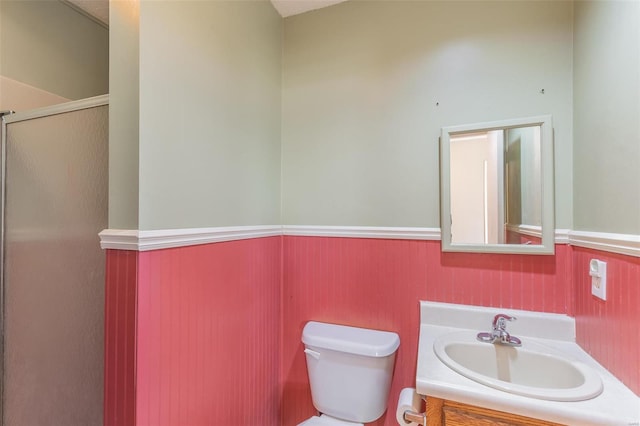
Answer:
top-left (104, 237), bottom-right (282, 426)
top-left (427, 242), bottom-right (571, 314)
top-left (281, 237), bottom-right (429, 426)
top-left (281, 237), bottom-right (573, 426)
top-left (104, 249), bottom-right (138, 426)
top-left (573, 247), bottom-right (640, 395)
top-left (136, 237), bottom-right (282, 426)
top-left (105, 234), bottom-right (639, 426)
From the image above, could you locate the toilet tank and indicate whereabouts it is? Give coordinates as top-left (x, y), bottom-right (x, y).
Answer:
top-left (302, 321), bottom-right (400, 423)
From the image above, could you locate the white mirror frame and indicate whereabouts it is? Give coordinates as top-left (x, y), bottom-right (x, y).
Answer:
top-left (440, 115), bottom-right (555, 255)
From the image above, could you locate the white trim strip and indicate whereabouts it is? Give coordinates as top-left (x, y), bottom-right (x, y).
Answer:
top-left (2, 95), bottom-right (109, 124)
top-left (505, 224), bottom-right (543, 239)
top-left (282, 225), bottom-right (441, 240)
top-left (503, 225), bottom-right (573, 245)
top-left (555, 229), bottom-right (571, 245)
top-left (569, 230), bottom-right (640, 258)
top-left (99, 225), bottom-right (282, 251)
top-left (99, 225), bottom-right (640, 257)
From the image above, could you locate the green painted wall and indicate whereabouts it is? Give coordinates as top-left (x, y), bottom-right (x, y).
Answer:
top-left (282, 0), bottom-right (573, 228)
top-left (137, 0), bottom-right (282, 230)
top-left (108, 0), bottom-right (139, 229)
top-left (106, 0), bottom-right (639, 237)
top-left (573, 1), bottom-right (640, 234)
top-left (0, 0), bottom-right (108, 100)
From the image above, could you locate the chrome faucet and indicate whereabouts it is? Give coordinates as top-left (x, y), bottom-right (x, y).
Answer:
top-left (477, 314), bottom-right (522, 346)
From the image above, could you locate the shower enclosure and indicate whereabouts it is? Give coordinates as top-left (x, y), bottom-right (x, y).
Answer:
top-left (0, 96), bottom-right (108, 425)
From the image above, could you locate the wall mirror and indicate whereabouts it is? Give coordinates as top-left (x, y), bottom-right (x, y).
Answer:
top-left (440, 115), bottom-right (554, 254)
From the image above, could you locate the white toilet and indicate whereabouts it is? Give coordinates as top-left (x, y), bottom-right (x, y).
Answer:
top-left (298, 321), bottom-right (400, 426)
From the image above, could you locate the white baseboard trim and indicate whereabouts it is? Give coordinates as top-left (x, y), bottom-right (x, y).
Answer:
top-left (282, 225), bottom-right (441, 240)
top-left (99, 225), bottom-right (640, 257)
top-left (569, 230), bottom-right (640, 258)
top-left (99, 225), bottom-right (282, 251)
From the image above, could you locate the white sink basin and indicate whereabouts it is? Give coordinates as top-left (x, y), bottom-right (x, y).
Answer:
top-left (433, 331), bottom-right (604, 401)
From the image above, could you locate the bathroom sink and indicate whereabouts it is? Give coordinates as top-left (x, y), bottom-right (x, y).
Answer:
top-left (433, 331), bottom-right (603, 401)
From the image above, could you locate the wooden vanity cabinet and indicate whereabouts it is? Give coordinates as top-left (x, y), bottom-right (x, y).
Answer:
top-left (425, 397), bottom-right (565, 426)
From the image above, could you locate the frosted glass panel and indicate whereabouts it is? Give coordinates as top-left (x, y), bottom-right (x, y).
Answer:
top-left (3, 105), bottom-right (107, 426)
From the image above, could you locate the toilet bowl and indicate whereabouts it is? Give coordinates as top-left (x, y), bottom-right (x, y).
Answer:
top-left (297, 321), bottom-right (400, 426)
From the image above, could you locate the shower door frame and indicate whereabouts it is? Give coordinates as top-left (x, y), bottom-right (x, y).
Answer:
top-left (0, 94), bottom-right (109, 424)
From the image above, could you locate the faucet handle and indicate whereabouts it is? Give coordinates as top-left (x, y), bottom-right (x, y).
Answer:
top-left (492, 313), bottom-right (516, 330)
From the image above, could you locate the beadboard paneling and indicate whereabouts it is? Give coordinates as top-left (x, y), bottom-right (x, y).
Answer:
top-left (282, 236), bottom-right (427, 426)
top-left (573, 247), bottom-right (640, 395)
top-left (281, 237), bottom-right (572, 426)
top-left (426, 242), bottom-right (572, 314)
top-left (104, 233), bottom-right (639, 426)
top-left (135, 237), bottom-right (282, 426)
top-left (104, 249), bottom-right (138, 426)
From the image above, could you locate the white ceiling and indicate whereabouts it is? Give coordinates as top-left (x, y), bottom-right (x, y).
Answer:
top-left (270, 0), bottom-right (349, 17)
top-left (64, 0), bottom-right (350, 26)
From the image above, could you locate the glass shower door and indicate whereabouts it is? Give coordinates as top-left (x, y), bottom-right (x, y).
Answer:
top-left (1, 98), bottom-right (108, 426)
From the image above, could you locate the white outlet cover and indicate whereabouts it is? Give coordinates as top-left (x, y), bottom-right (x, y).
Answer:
top-left (590, 260), bottom-right (607, 301)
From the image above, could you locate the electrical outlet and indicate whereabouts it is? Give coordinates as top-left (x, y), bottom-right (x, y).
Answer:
top-left (589, 259), bottom-right (607, 301)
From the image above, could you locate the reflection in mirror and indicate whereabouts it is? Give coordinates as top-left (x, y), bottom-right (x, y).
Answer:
top-left (504, 126), bottom-right (542, 244)
top-left (441, 116), bottom-right (554, 254)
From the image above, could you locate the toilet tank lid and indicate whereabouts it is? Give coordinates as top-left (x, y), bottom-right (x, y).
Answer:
top-left (302, 321), bottom-right (400, 357)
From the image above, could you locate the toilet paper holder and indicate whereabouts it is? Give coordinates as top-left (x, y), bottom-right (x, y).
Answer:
top-left (397, 388), bottom-right (426, 426)
top-left (402, 409), bottom-right (426, 425)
